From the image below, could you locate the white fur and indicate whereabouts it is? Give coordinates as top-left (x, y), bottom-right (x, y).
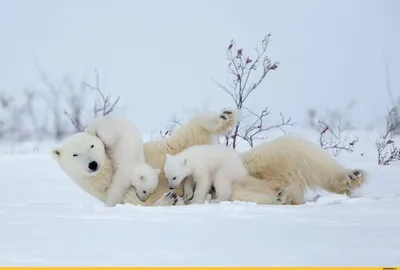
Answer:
top-left (131, 164), bottom-right (161, 202)
top-left (240, 133), bottom-right (367, 205)
top-left (164, 144), bottom-right (248, 204)
top-left (51, 108), bottom-right (241, 206)
top-left (51, 133), bottom-right (106, 182)
top-left (84, 115), bottom-right (159, 205)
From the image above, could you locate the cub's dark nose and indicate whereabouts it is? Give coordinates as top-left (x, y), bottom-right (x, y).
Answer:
top-left (169, 186), bottom-right (174, 190)
top-left (88, 161), bottom-right (98, 171)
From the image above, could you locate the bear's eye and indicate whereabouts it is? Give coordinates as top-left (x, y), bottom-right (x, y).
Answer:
top-left (172, 177), bottom-right (176, 180)
top-left (143, 191), bottom-right (147, 194)
top-left (73, 154), bottom-right (78, 157)
top-left (90, 145), bottom-right (94, 149)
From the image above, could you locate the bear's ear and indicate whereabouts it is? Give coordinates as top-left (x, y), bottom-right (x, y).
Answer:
top-left (51, 148), bottom-right (62, 161)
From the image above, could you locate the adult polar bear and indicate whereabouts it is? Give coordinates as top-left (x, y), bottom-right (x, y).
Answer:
top-left (52, 108), bottom-right (242, 206)
top-left (52, 107), bottom-right (366, 206)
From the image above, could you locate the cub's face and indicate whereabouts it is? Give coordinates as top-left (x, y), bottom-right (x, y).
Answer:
top-left (164, 154), bottom-right (188, 189)
top-left (132, 164), bottom-right (161, 202)
top-left (51, 132), bottom-right (106, 179)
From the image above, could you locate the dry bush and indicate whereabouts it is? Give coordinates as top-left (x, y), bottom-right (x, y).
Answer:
top-left (376, 108), bottom-right (400, 165)
top-left (375, 59), bottom-right (400, 165)
top-left (309, 100), bottom-right (359, 157)
top-left (214, 34), bottom-right (294, 148)
top-left (317, 120), bottom-right (359, 157)
top-left (151, 114), bottom-right (182, 140)
top-left (64, 69), bottom-right (120, 132)
top-left (0, 68), bottom-right (120, 142)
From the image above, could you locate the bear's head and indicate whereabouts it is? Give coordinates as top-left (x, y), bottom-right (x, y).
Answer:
top-left (131, 163), bottom-right (161, 202)
top-left (164, 153), bottom-right (189, 189)
top-left (51, 132), bottom-right (106, 180)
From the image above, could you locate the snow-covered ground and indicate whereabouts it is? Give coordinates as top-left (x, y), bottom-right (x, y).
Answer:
top-left (0, 131), bottom-right (400, 266)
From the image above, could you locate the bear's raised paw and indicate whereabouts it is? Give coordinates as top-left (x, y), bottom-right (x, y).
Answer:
top-left (219, 108), bottom-right (238, 121)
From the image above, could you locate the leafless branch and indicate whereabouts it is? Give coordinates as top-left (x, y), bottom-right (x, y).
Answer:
top-left (317, 120), bottom-right (359, 157)
top-left (64, 69), bottom-right (120, 132)
top-left (153, 114), bottom-right (182, 139)
top-left (376, 109), bottom-right (400, 165)
top-left (237, 107), bottom-right (294, 147)
top-left (214, 34), bottom-right (293, 148)
top-left (86, 69), bottom-right (120, 118)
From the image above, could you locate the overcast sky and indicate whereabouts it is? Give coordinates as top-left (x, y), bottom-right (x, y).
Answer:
top-left (1, 0), bottom-right (399, 134)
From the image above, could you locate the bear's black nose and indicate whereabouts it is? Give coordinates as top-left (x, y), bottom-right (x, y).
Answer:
top-left (88, 161), bottom-right (98, 171)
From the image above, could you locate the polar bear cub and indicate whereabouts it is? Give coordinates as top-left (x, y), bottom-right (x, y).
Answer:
top-left (164, 144), bottom-right (248, 204)
top-left (86, 115), bottom-right (160, 206)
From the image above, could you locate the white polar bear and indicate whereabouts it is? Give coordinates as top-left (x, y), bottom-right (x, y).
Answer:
top-left (55, 114), bottom-right (160, 206)
top-left (52, 108), bottom-right (366, 207)
top-left (129, 165), bottom-right (161, 202)
top-left (238, 133), bottom-right (367, 205)
top-left (158, 133), bottom-right (367, 206)
top-left (164, 144), bottom-right (248, 204)
top-left (51, 108), bottom-right (241, 206)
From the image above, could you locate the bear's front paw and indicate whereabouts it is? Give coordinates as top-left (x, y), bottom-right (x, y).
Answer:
top-left (183, 190), bottom-right (194, 204)
top-left (344, 169), bottom-right (366, 196)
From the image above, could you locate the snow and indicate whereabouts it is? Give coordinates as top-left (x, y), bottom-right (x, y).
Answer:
top-left (1, 132), bottom-right (400, 266)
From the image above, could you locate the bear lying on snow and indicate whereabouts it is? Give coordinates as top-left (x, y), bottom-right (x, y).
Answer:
top-left (239, 134), bottom-right (367, 205)
top-left (51, 108), bottom-right (241, 206)
top-left (51, 107), bottom-right (367, 206)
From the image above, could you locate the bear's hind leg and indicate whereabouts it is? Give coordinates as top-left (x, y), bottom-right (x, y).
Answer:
top-left (213, 171), bottom-right (235, 202)
top-left (189, 175), bottom-right (212, 204)
top-left (276, 183), bottom-right (305, 205)
top-left (203, 108), bottom-right (240, 134)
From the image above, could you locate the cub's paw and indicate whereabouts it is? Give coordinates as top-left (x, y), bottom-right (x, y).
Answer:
top-left (183, 184), bottom-right (194, 204)
top-left (343, 169), bottom-right (366, 196)
top-left (183, 192), bottom-right (194, 204)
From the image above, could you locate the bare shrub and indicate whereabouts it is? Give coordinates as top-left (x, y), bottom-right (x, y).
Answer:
top-left (384, 58), bottom-right (400, 136)
top-left (214, 34), bottom-right (294, 148)
top-left (0, 67), bottom-right (120, 142)
top-left (317, 120), bottom-right (359, 157)
top-left (309, 100), bottom-right (358, 157)
top-left (35, 65), bottom-right (70, 140)
top-left (64, 69), bottom-right (120, 132)
top-left (376, 108), bottom-right (400, 165)
top-left (375, 59), bottom-right (400, 165)
top-left (151, 114), bottom-right (182, 140)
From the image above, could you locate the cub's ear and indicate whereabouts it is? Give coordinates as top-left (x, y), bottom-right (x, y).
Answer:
top-left (154, 168), bottom-right (161, 175)
top-left (51, 148), bottom-right (62, 161)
